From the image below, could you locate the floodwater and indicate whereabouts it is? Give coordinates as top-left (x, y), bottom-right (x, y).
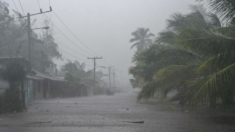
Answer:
top-left (0, 92), bottom-right (235, 132)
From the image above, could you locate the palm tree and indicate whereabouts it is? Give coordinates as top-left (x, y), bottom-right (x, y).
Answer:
top-left (136, 44), bottom-right (203, 104)
top-left (136, 6), bottom-right (209, 102)
top-left (130, 28), bottom-right (154, 52)
top-left (136, 5), bottom-right (235, 107)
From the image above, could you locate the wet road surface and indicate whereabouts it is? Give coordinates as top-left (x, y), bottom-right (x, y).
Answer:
top-left (0, 92), bottom-right (235, 132)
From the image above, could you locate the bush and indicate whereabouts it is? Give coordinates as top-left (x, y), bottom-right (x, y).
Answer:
top-left (0, 60), bottom-right (26, 114)
top-left (0, 88), bottom-right (23, 113)
top-left (94, 87), bottom-right (106, 95)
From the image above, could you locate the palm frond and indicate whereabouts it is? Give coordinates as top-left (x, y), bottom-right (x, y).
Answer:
top-left (156, 31), bottom-right (177, 44)
top-left (130, 42), bottom-right (139, 49)
top-left (177, 27), bottom-right (235, 57)
top-left (137, 64), bottom-right (200, 101)
top-left (146, 33), bottom-right (155, 38)
top-left (167, 10), bottom-right (209, 31)
top-left (137, 81), bottom-right (160, 101)
top-left (167, 13), bottom-right (185, 30)
top-left (156, 64), bottom-right (199, 94)
top-left (201, 0), bottom-right (235, 20)
top-left (155, 48), bottom-right (202, 66)
top-left (208, 13), bottom-right (222, 28)
top-left (130, 38), bottom-right (139, 43)
top-left (195, 56), bottom-right (215, 75)
top-left (191, 63), bottom-right (235, 104)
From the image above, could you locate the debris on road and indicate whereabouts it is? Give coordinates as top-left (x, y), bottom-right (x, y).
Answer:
top-left (123, 121), bottom-right (144, 124)
top-left (28, 121), bottom-right (52, 124)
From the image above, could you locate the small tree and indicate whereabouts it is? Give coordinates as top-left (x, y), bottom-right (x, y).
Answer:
top-left (0, 60), bottom-right (26, 112)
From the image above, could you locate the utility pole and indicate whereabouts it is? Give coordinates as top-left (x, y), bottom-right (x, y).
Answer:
top-left (113, 70), bottom-right (115, 91)
top-left (120, 72), bottom-right (123, 89)
top-left (118, 70), bottom-right (124, 90)
top-left (107, 66), bottom-right (113, 89)
top-left (87, 57), bottom-right (102, 87)
top-left (19, 7), bottom-right (52, 73)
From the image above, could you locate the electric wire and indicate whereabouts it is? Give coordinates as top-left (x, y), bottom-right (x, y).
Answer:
top-left (55, 40), bottom-right (88, 58)
top-left (61, 56), bottom-right (93, 67)
top-left (37, 2), bottom-right (110, 67)
top-left (37, 0), bottom-right (41, 9)
top-left (52, 11), bottom-right (99, 57)
top-left (58, 48), bottom-right (92, 64)
top-left (38, 1), bottom-right (110, 66)
top-left (33, 1), bottom-right (93, 65)
top-left (52, 11), bottom-right (111, 66)
top-left (12, 0), bottom-right (39, 28)
top-left (12, 0), bottom-right (19, 13)
top-left (18, 0), bottom-right (25, 15)
top-left (43, 14), bottom-right (95, 57)
top-left (34, 1), bottom-right (94, 57)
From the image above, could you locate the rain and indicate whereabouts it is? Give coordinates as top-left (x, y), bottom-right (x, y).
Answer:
top-left (0, 0), bottom-right (235, 132)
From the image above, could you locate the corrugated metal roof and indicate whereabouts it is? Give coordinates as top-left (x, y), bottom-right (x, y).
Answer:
top-left (31, 69), bottom-right (66, 82)
top-left (26, 75), bottom-right (44, 80)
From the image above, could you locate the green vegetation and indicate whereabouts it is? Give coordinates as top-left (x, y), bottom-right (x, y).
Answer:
top-left (0, 60), bottom-right (26, 113)
top-left (0, 1), bottom-right (60, 113)
top-left (62, 60), bottom-right (107, 94)
top-left (130, 1), bottom-right (235, 109)
top-left (0, 2), bottom-right (61, 73)
top-left (130, 28), bottom-right (154, 52)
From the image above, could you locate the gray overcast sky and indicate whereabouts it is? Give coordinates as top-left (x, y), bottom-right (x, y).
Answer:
top-left (5, 0), bottom-right (199, 86)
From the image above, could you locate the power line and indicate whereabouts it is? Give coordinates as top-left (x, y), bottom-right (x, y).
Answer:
top-left (55, 40), bottom-right (88, 58)
top-left (52, 11), bottom-right (112, 67)
top-left (38, 5), bottom-right (110, 66)
top-left (43, 14), bottom-right (95, 57)
top-left (18, 0), bottom-right (25, 15)
top-left (13, 0), bottom-right (37, 28)
top-left (12, 0), bottom-right (19, 12)
top-left (52, 11), bottom-right (100, 57)
top-left (58, 48), bottom-right (92, 64)
top-left (61, 56), bottom-right (93, 66)
top-left (34, 1), bottom-right (95, 66)
top-left (37, 0), bottom-right (41, 9)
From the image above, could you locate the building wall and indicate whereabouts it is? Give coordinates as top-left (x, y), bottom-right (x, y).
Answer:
top-left (34, 80), bottom-right (44, 99)
top-left (27, 79), bottom-right (34, 102)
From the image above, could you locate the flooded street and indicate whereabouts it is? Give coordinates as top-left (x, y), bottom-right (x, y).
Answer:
top-left (0, 92), bottom-right (234, 132)
top-left (1, 0), bottom-right (235, 131)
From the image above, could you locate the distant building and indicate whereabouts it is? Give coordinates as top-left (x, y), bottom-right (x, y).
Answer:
top-left (0, 57), bottom-right (87, 106)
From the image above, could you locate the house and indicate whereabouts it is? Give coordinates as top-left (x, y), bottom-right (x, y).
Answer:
top-left (0, 57), bottom-right (88, 106)
top-left (29, 69), bottom-right (88, 100)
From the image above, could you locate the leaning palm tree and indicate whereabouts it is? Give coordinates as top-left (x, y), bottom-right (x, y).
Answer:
top-left (130, 28), bottom-right (154, 52)
top-left (137, 5), bottom-right (235, 107)
top-left (136, 44), bottom-right (203, 104)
